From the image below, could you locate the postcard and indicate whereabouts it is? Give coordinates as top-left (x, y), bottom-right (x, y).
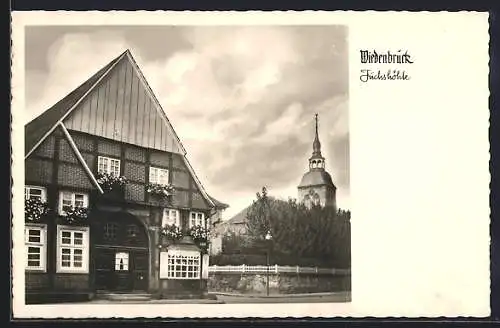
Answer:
top-left (11, 11), bottom-right (490, 318)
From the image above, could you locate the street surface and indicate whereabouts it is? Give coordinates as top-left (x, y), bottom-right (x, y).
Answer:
top-left (58, 292), bottom-right (351, 304)
top-left (214, 292), bottom-right (351, 303)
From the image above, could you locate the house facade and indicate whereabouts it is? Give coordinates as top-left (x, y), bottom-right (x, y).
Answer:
top-left (24, 50), bottom-right (227, 303)
top-left (209, 206), bottom-right (249, 256)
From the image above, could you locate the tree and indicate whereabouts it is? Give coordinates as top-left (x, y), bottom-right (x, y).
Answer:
top-left (245, 186), bottom-right (272, 244)
top-left (243, 187), bottom-right (351, 268)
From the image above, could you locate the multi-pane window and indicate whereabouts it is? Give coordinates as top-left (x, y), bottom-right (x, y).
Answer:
top-left (189, 212), bottom-right (205, 228)
top-left (24, 186), bottom-right (47, 202)
top-left (56, 225), bottom-right (89, 273)
top-left (59, 191), bottom-right (88, 215)
top-left (98, 156), bottom-right (121, 176)
top-left (160, 250), bottom-right (200, 279)
top-left (25, 225), bottom-right (47, 271)
top-left (162, 209), bottom-right (180, 227)
top-left (115, 252), bottom-right (129, 271)
top-left (103, 223), bottom-right (118, 241)
top-left (149, 167), bottom-right (169, 185)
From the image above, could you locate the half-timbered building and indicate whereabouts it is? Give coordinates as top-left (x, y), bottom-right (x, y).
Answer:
top-left (24, 49), bottom-right (228, 303)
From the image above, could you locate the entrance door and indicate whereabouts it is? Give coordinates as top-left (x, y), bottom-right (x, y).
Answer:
top-left (93, 214), bottom-right (149, 292)
top-left (114, 251), bottom-right (131, 291)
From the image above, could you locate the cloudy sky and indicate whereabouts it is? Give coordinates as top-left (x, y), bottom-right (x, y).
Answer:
top-left (25, 25), bottom-right (349, 219)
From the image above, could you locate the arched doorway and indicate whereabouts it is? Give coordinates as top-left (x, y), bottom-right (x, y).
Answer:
top-left (92, 212), bottom-right (149, 292)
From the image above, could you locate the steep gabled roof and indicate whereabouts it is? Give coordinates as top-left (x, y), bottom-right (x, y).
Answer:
top-left (208, 195), bottom-right (229, 210)
top-left (25, 49), bottom-right (218, 208)
top-left (25, 51), bottom-right (126, 157)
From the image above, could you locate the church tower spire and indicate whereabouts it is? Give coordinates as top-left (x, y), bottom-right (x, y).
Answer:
top-left (309, 113), bottom-right (325, 170)
top-left (298, 113), bottom-right (337, 209)
top-left (312, 113), bottom-right (322, 156)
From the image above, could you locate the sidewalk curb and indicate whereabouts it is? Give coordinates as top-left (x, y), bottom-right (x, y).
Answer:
top-left (210, 291), bottom-right (350, 298)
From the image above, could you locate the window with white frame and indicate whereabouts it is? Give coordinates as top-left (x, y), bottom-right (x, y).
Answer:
top-left (149, 166), bottom-right (169, 185)
top-left (115, 252), bottom-right (129, 271)
top-left (59, 191), bottom-right (89, 215)
top-left (189, 211), bottom-right (205, 228)
top-left (24, 186), bottom-right (47, 202)
top-left (98, 156), bottom-right (121, 176)
top-left (160, 250), bottom-right (200, 279)
top-left (56, 225), bottom-right (89, 273)
top-left (162, 208), bottom-right (180, 227)
top-left (25, 225), bottom-right (47, 271)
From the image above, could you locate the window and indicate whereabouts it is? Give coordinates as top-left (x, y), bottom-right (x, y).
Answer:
top-left (189, 211), bottom-right (205, 228)
top-left (162, 209), bottom-right (180, 227)
top-left (127, 225), bottom-right (138, 238)
top-left (160, 250), bottom-right (200, 279)
top-left (25, 186), bottom-right (47, 202)
top-left (103, 223), bottom-right (118, 241)
top-left (56, 225), bottom-right (89, 273)
top-left (98, 156), bottom-right (121, 176)
top-left (58, 191), bottom-right (89, 215)
top-left (25, 225), bottom-right (47, 271)
top-left (149, 167), bottom-right (169, 185)
top-left (115, 252), bottom-right (129, 271)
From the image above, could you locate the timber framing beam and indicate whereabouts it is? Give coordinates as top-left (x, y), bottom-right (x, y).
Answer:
top-left (59, 122), bottom-right (104, 194)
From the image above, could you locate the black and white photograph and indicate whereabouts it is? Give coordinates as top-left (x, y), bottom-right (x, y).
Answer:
top-left (22, 24), bottom-right (351, 305)
top-left (12, 11), bottom-right (490, 319)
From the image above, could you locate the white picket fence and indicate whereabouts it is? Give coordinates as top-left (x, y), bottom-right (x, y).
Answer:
top-left (208, 264), bottom-right (350, 275)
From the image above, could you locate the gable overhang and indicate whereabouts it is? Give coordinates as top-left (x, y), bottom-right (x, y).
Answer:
top-left (59, 122), bottom-right (104, 194)
top-left (25, 51), bottom-right (127, 160)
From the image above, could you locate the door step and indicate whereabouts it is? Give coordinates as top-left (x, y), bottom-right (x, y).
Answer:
top-left (95, 292), bottom-right (153, 302)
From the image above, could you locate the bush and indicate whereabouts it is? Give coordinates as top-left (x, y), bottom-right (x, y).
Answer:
top-left (209, 254), bottom-right (267, 266)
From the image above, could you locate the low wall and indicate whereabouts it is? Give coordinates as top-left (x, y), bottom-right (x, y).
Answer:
top-left (208, 273), bottom-right (351, 294)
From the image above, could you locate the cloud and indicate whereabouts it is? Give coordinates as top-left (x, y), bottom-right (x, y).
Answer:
top-left (26, 31), bottom-right (135, 121)
top-left (25, 26), bottom-right (349, 219)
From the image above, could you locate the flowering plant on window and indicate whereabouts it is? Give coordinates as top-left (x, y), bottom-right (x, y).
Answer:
top-left (96, 172), bottom-right (127, 192)
top-left (188, 225), bottom-right (210, 253)
top-left (187, 225), bottom-right (211, 242)
top-left (146, 183), bottom-right (175, 198)
top-left (61, 206), bottom-right (89, 224)
top-left (25, 198), bottom-right (50, 222)
top-left (161, 224), bottom-right (183, 241)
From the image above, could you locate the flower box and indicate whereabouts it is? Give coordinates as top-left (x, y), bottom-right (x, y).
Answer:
top-left (161, 224), bottom-right (183, 242)
top-left (97, 172), bottom-right (127, 193)
top-left (60, 206), bottom-right (89, 225)
top-left (146, 183), bottom-right (175, 198)
top-left (25, 198), bottom-right (50, 223)
top-left (188, 225), bottom-right (211, 252)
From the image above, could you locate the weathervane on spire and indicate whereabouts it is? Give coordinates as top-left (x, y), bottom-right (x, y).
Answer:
top-left (315, 113), bottom-right (319, 137)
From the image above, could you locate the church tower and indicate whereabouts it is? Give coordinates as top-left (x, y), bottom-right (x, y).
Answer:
top-left (298, 114), bottom-right (337, 209)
